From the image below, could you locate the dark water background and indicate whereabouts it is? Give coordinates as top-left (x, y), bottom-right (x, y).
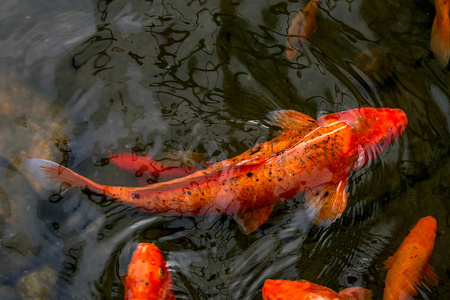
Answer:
top-left (0, 0), bottom-right (449, 299)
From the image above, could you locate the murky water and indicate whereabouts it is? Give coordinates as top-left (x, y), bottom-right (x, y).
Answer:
top-left (0, 0), bottom-right (449, 299)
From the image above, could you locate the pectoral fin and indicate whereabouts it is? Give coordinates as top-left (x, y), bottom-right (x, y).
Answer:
top-left (338, 287), bottom-right (373, 300)
top-left (422, 263), bottom-right (439, 286)
top-left (233, 205), bottom-right (275, 234)
top-left (304, 179), bottom-right (349, 227)
top-left (267, 110), bottom-right (316, 131)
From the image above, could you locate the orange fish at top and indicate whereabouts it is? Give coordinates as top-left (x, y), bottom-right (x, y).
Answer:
top-left (286, 0), bottom-right (320, 59)
top-left (431, 0), bottom-right (450, 66)
top-left (262, 279), bottom-right (373, 300)
top-left (383, 216), bottom-right (439, 300)
top-left (125, 243), bottom-right (175, 300)
top-left (25, 107), bottom-right (407, 234)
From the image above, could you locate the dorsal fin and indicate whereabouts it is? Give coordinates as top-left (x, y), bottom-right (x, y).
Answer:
top-left (267, 110), bottom-right (316, 131)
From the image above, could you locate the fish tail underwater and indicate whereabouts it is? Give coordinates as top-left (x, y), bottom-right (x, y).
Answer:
top-left (24, 158), bottom-right (106, 195)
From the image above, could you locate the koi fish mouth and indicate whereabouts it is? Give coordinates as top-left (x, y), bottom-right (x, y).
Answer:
top-left (387, 108), bottom-right (408, 138)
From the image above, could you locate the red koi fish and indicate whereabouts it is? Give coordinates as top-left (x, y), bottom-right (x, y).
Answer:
top-left (25, 107), bottom-right (407, 234)
top-left (286, 0), bottom-right (319, 59)
top-left (125, 243), bottom-right (175, 300)
top-left (110, 153), bottom-right (199, 185)
top-left (383, 216), bottom-right (438, 300)
top-left (262, 279), bottom-right (373, 300)
top-left (431, 0), bottom-right (450, 66)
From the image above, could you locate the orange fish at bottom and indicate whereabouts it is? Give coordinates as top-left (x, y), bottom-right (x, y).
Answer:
top-left (125, 243), bottom-right (175, 300)
top-left (383, 216), bottom-right (439, 300)
top-left (262, 279), bottom-right (372, 300)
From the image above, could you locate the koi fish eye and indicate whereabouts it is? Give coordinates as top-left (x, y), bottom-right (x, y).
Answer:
top-left (158, 267), bottom-right (165, 279)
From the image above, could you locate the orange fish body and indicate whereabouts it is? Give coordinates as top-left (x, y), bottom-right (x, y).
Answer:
top-left (383, 216), bottom-right (438, 300)
top-left (286, 0), bottom-right (319, 59)
top-left (110, 153), bottom-right (198, 185)
top-left (25, 107), bottom-right (407, 233)
top-left (125, 243), bottom-right (175, 300)
top-left (262, 279), bottom-right (372, 300)
top-left (431, 0), bottom-right (450, 65)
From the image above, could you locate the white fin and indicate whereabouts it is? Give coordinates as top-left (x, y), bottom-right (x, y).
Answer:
top-left (24, 158), bottom-right (69, 191)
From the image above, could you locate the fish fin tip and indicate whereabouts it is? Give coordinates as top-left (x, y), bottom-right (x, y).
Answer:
top-left (233, 205), bottom-right (275, 234)
top-left (24, 158), bottom-right (68, 191)
top-left (338, 287), bottom-right (373, 300)
top-left (430, 16), bottom-right (450, 66)
top-left (267, 110), bottom-right (316, 131)
top-left (304, 178), bottom-right (349, 227)
top-left (422, 263), bottom-right (439, 286)
top-left (24, 158), bottom-right (98, 193)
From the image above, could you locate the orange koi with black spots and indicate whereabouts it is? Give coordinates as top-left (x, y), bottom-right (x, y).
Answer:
top-left (383, 216), bottom-right (438, 300)
top-left (25, 107), bottom-right (407, 233)
top-left (125, 243), bottom-right (175, 300)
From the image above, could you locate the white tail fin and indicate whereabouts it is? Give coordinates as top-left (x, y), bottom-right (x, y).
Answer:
top-left (24, 158), bottom-right (104, 193)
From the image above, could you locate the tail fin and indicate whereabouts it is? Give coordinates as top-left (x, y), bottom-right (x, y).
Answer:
top-left (24, 158), bottom-right (104, 194)
top-left (430, 5), bottom-right (450, 66)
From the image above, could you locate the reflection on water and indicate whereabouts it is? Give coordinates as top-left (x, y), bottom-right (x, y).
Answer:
top-left (0, 0), bottom-right (449, 299)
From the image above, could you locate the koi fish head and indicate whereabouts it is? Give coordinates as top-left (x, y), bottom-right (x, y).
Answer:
top-left (125, 243), bottom-right (174, 300)
top-left (317, 107), bottom-right (407, 164)
top-left (407, 216), bottom-right (437, 254)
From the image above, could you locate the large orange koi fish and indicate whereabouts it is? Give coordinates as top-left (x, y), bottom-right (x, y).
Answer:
top-left (25, 107), bottom-right (407, 233)
top-left (383, 216), bottom-right (438, 300)
top-left (262, 279), bottom-right (373, 300)
top-left (125, 243), bottom-right (175, 300)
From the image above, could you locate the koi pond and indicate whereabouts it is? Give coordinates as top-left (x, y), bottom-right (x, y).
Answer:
top-left (0, 0), bottom-right (449, 299)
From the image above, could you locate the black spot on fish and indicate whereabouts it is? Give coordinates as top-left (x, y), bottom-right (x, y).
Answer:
top-left (133, 193), bottom-right (141, 199)
top-left (320, 191), bottom-right (329, 200)
top-left (247, 172), bottom-right (253, 177)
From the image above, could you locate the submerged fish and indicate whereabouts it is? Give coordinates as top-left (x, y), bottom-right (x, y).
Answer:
top-left (431, 0), bottom-right (450, 66)
top-left (110, 152), bottom-right (199, 185)
top-left (262, 279), bottom-right (373, 300)
top-left (286, 0), bottom-right (320, 59)
top-left (125, 243), bottom-right (175, 300)
top-left (383, 216), bottom-right (438, 300)
top-left (25, 107), bottom-right (407, 234)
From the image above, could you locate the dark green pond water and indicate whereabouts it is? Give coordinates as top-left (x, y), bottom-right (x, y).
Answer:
top-left (0, 0), bottom-right (449, 299)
